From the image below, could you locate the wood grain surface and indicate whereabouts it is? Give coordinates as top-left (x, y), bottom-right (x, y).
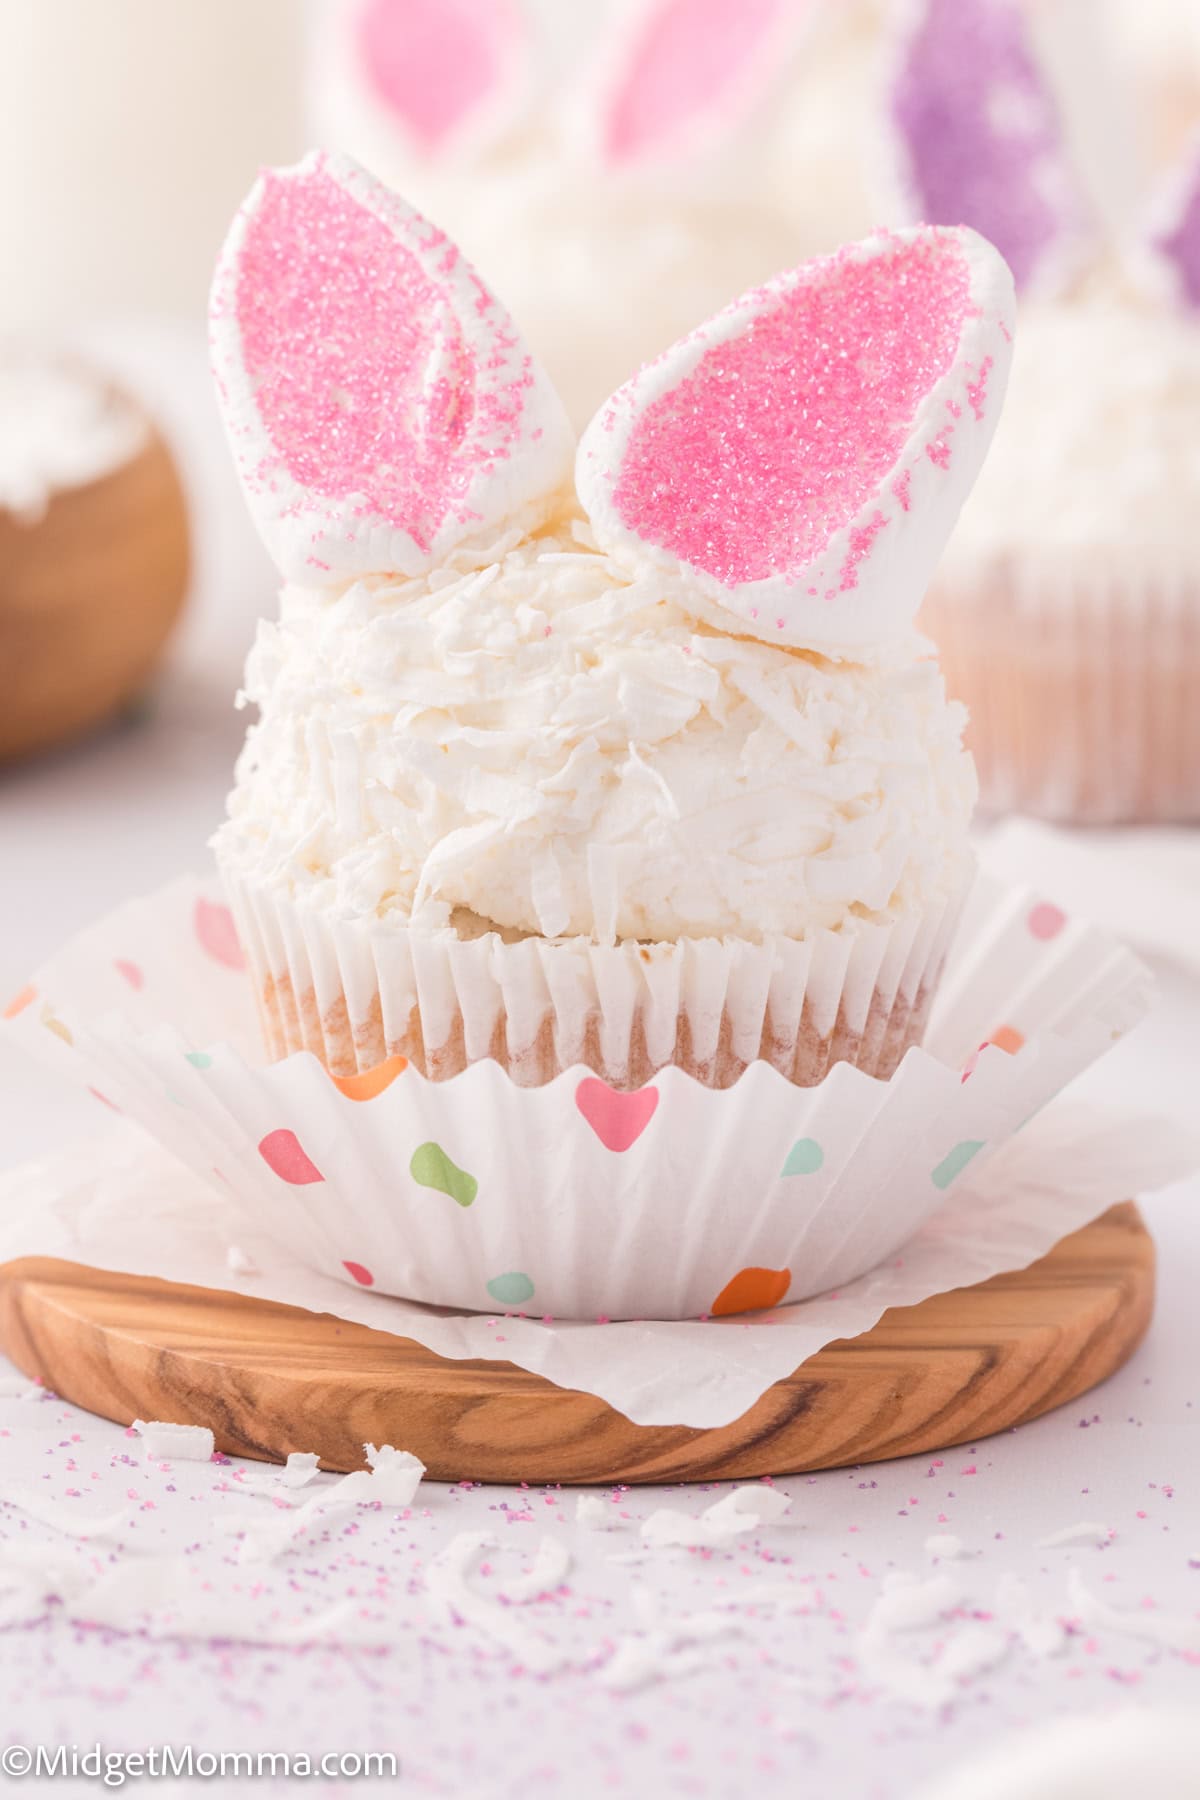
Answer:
top-left (0, 1204), bottom-right (1153, 1484)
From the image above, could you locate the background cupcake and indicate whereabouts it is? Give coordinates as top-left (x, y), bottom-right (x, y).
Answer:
top-left (308, 0), bottom-right (882, 427)
top-left (209, 155), bottom-right (1014, 1089)
top-left (884, 0), bottom-right (1200, 822)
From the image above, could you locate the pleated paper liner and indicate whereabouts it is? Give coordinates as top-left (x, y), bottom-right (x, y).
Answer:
top-left (3, 873), bottom-right (1150, 1321)
top-left (223, 871), bottom-right (968, 1090)
top-left (923, 550), bottom-right (1200, 823)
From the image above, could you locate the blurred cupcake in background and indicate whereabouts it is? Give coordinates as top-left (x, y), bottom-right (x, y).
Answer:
top-left (309, 0), bottom-right (883, 427)
top-left (0, 352), bottom-right (189, 763)
top-left (1104, 0), bottom-right (1200, 172)
top-left (883, 0), bottom-right (1200, 823)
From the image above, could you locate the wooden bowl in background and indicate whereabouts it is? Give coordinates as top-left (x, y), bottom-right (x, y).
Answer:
top-left (0, 388), bottom-right (190, 763)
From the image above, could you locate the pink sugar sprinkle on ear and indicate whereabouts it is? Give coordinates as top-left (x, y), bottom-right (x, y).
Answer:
top-left (358, 0), bottom-right (519, 153)
top-left (839, 512), bottom-right (888, 593)
top-left (234, 160), bottom-right (530, 549)
top-left (610, 236), bottom-right (971, 587)
top-left (892, 469), bottom-right (912, 511)
top-left (966, 355), bottom-right (993, 421)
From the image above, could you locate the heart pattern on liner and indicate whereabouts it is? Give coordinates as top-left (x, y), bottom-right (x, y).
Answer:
top-left (575, 1077), bottom-right (660, 1153)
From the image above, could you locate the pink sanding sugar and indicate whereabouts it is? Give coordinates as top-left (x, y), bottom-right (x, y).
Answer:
top-left (604, 0), bottom-right (785, 164)
top-left (234, 160), bottom-right (531, 552)
top-left (610, 234), bottom-right (973, 591)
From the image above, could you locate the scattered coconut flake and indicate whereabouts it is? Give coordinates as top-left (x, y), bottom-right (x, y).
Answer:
top-left (863, 1573), bottom-right (961, 1638)
top-left (131, 1420), bottom-right (215, 1461)
top-left (277, 1451), bottom-right (322, 1488)
top-left (231, 1443), bottom-right (424, 1564)
top-left (240, 1451), bottom-right (324, 1494)
top-left (995, 1573), bottom-right (1069, 1660)
top-left (575, 1493), bottom-right (623, 1530)
top-left (1067, 1567), bottom-right (1200, 1653)
top-left (925, 1533), bottom-right (966, 1559)
top-left (600, 1606), bottom-right (743, 1693)
top-left (494, 1536), bottom-right (571, 1605)
top-left (226, 1245), bottom-right (259, 1276)
top-left (1037, 1520), bottom-right (1112, 1548)
top-left (641, 1484), bottom-right (791, 1549)
top-left (936, 1624), bottom-right (1011, 1682)
top-left (424, 1532), bottom-right (574, 1675)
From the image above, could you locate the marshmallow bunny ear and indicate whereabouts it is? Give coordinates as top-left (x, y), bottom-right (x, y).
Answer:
top-left (597, 0), bottom-right (804, 169)
top-left (351, 0), bottom-right (528, 157)
top-left (577, 226), bottom-right (1015, 654)
top-left (210, 152), bottom-right (574, 586)
top-left (1148, 138), bottom-right (1200, 312)
top-left (885, 0), bottom-right (1094, 294)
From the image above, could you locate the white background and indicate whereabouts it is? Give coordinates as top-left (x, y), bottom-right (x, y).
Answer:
top-left (0, 337), bottom-right (1197, 1799)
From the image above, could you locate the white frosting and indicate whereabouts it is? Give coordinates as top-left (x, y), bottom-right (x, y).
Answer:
top-left (216, 515), bottom-right (975, 944)
top-left (0, 355), bottom-right (147, 522)
top-left (939, 300), bottom-right (1200, 572)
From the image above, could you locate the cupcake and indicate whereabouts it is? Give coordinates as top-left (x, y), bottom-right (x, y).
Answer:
top-left (308, 0), bottom-right (879, 426)
top-left (209, 152), bottom-right (1014, 1091)
top-left (884, 0), bottom-right (1200, 822)
top-left (1105, 0), bottom-right (1200, 171)
top-left (0, 351), bottom-right (189, 762)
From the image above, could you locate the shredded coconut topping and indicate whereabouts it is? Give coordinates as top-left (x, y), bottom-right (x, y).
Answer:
top-left (216, 515), bottom-right (975, 944)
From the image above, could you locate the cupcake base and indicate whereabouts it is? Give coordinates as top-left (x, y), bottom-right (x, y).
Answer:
top-left (230, 874), bottom-right (967, 1092)
top-left (922, 562), bottom-right (1200, 824)
top-left (258, 967), bottom-right (934, 1090)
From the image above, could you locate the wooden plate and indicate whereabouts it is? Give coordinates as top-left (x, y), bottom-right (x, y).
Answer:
top-left (0, 1204), bottom-right (1153, 1484)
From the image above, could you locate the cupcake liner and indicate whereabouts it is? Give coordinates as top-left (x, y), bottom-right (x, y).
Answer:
top-left (223, 870), bottom-right (968, 1090)
top-left (922, 553), bottom-right (1200, 824)
top-left (2, 872), bottom-right (1151, 1321)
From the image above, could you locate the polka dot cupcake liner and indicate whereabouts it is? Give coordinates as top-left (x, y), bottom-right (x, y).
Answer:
top-left (3, 874), bottom-right (1151, 1321)
top-left (222, 870), bottom-right (971, 1092)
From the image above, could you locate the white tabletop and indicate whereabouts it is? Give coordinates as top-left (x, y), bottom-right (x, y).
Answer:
top-left (1, 334), bottom-right (1198, 1800)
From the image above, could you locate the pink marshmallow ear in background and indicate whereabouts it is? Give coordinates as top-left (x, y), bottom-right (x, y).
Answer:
top-left (597, 0), bottom-right (807, 170)
top-left (576, 224), bottom-right (1015, 656)
top-left (353, 0), bottom-right (528, 158)
top-left (209, 151), bottom-right (574, 587)
top-left (1149, 136), bottom-right (1200, 312)
top-left (885, 0), bottom-right (1096, 295)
